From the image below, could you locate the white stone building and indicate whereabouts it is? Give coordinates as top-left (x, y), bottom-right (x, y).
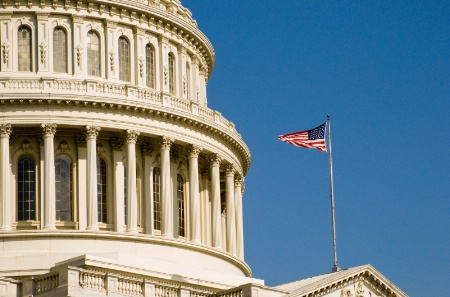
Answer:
top-left (0, 0), bottom-right (407, 296)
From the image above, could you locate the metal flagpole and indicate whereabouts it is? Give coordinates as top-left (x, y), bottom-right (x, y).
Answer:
top-left (327, 115), bottom-right (340, 273)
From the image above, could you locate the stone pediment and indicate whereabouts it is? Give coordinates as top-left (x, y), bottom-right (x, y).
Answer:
top-left (274, 265), bottom-right (407, 297)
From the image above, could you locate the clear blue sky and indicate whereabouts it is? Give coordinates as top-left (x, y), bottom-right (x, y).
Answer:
top-left (184, 1), bottom-right (449, 296)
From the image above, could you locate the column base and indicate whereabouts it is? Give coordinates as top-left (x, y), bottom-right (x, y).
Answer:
top-left (86, 225), bottom-right (99, 231)
top-left (43, 225), bottom-right (56, 230)
top-left (127, 228), bottom-right (139, 234)
top-left (0, 226), bottom-right (12, 231)
top-left (162, 233), bottom-right (173, 239)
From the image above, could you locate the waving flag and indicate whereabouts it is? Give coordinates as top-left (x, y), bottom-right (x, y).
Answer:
top-left (278, 123), bottom-right (327, 152)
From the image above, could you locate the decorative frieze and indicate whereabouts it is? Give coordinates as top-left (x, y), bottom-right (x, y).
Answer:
top-left (110, 137), bottom-right (124, 151)
top-left (141, 142), bottom-right (154, 156)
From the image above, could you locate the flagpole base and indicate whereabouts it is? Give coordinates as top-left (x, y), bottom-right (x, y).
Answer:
top-left (332, 265), bottom-right (341, 273)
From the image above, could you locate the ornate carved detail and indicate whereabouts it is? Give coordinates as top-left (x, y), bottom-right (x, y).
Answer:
top-left (14, 0), bottom-right (19, 8)
top-left (209, 153), bottom-right (222, 166)
top-left (234, 175), bottom-right (243, 187)
top-left (36, 12), bottom-right (49, 20)
top-left (40, 123), bottom-right (57, 137)
top-left (177, 160), bottom-right (185, 173)
top-left (76, 44), bottom-right (83, 68)
top-left (2, 42), bottom-right (8, 65)
top-left (152, 154), bottom-right (160, 166)
top-left (87, 1), bottom-right (94, 13)
top-left (125, 130), bottom-right (140, 143)
top-left (21, 140), bottom-right (31, 152)
top-left (201, 167), bottom-right (209, 178)
top-left (170, 149), bottom-right (179, 162)
top-left (64, 0), bottom-right (70, 10)
top-left (76, 0), bottom-right (82, 11)
top-left (27, 0), bottom-right (32, 8)
top-left (109, 50), bottom-right (115, 71)
top-left (355, 281), bottom-right (364, 297)
top-left (186, 144), bottom-right (201, 158)
top-left (140, 142), bottom-right (153, 156)
top-left (340, 289), bottom-right (353, 297)
top-left (71, 15), bottom-right (84, 23)
top-left (75, 134), bottom-right (87, 147)
top-left (163, 66), bottom-right (168, 85)
top-left (224, 164), bottom-right (235, 176)
top-left (183, 75), bottom-right (187, 95)
top-left (241, 184), bottom-right (245, 195)
top-left (156, 136), bottom-right (173, 150)
top-left (96, 144), bottom-right (105, 156)
top-left (110, 137), bottom-right (124, 151)
top-left (0, 124), bottom-right (12, 138)
top-left (85, 126), bottom-right (101, 140)
top-left (196, 86), bottom-right (200, 101)
top-left (39, 42), bottom-right (47, 64)
top-left (138, 56), bottom-right (144, 78)
top-left (59, 141), bottom-right (69, 152)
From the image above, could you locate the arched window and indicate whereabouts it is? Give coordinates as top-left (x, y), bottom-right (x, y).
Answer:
top-left (17, 155), bottom-right (36, 221)
top-left (119, 37), bottom-right (130, 82)
top-left (146, 44), bottom-right (155, 88)
top-left (55, 154), bottom-right (72, 221)
top-left (168, 53), bottom-right (175, 94)
top-left (87, 31), bottom-right (100, 76)
top-left (97, 157), bottom-right (107, 223)
top-left (177, 174), bottom-right (185, 237)
top-left (185, 62), bottom-right (190, 99)
top-left (53, 27), bottom-right (67, 73)
top-left (18, 26), bottom-right (32, 72)
top-left (152, 168), bottom-right (161, 231)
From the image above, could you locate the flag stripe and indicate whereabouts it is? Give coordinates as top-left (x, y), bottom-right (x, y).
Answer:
top-left (278, 123), bottom-right (327, 153)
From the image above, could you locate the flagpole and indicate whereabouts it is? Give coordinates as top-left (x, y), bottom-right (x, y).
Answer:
top-left (327, 115), bottom-right (340, 273)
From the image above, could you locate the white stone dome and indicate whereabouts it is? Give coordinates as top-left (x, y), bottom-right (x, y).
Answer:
top-left (0, 0), bottom-right (252, 290)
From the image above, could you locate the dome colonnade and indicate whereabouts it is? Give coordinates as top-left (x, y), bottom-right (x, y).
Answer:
top-left (0, 0), bottom-right (250, 278)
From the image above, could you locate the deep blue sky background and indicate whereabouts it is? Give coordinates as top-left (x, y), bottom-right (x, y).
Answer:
top-left (184, 1), bottom-right (449, 296)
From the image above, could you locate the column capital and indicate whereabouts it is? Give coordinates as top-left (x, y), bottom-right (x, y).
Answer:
top-left (75, 134), bottom-right (87, 147)
top-left (85, 126), bottom-right (101, 140)
top-left (186, 144), bottom-right (201, 158)
top-left (209, 153), bottom-right (222, 167)
top-left (234, 175), bottom-right (244, 186)
top-left (157, 136), bottom-right (173, 150)
top-left (125, 130), bottom-right (140, 144)
top-left (224, 164), bottom-right (235, 177)
top-left (0, 124), bottom-right (12, 138)
top-left (141, 142), bottom-right (154, 156)
top-left (41, 123), bottom-right (57, 137)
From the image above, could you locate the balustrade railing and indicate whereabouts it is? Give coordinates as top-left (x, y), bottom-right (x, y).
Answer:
top-left (34, 273), bottom-right (59, 294)
top-left (0, 77), bottom-right (243, 140)
top-left (118, 277), bottom-right (144, 296)
top-left (155, 285), bottom-right (178, 297)
top-left (79, 270), bottom-right (106, 291)
top-left (216, 289), bottom-right (243, 297)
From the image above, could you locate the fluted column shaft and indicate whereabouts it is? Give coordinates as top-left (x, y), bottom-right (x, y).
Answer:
top-left (235, 177), bottom-right (244, 259)
top-left (225, 164), bottom-right (236, 255)
top-left (42, 124), bottom-right (57, 230)
top-left (126, 130), bottom-right (140, 233)
top-left (0, 124), bottom-right (12, 230)
top-left (86, 126), bottom-right (101, 231)
top-left (210, 154), bottom-right (222, 249)
top-left (159, 136), bottom-right (173, 238)
top-left (187, 144), bottom-right (201, 243)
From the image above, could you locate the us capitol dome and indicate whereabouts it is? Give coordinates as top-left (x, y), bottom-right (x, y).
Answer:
top-left (0, 1), bottom-right (407, 297)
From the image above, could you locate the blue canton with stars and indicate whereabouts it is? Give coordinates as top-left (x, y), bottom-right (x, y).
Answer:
top-left (307, 123), bottom-right (326, 140)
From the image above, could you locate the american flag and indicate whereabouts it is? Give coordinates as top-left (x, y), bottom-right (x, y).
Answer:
top-left (278, 123), bottom-right (327, 152)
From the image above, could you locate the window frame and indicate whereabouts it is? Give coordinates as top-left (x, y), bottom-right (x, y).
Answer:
top-left (17, 25), bottom-right (32, 72)
top-left (52, 27), bottom-right (68, 73)
top-left (118, 36), bottom-right (130, 82)
top-left (87, 30), bottom-right (101, 77)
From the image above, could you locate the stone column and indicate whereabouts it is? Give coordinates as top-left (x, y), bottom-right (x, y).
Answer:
top-left (225, 164), bottom-right (236, 255)
top-left (126, 130), bottom-right (140, 233)
top-left (86, 126), bottom-right (101, 231)
top-left (111, 137), bottom-right (124, 232)
top-left (0, 124), bottom-right (12, 230)
top-left (41, 124), bottom-right (57, 230)
top-left (158, 136), bottom-right (173, 238)
top-left (235, 178), bottom-right (244, 259)
top-left (141, 142), bottom-right (154, 234)
top-left (210, 153), bottom-right (222, 249)
top-left (187, 144), bottom-right (201, 243)
top-left (76, 134), bottom-right (87, 230)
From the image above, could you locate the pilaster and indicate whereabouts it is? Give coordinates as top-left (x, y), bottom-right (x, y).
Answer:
top-left (0, 124), bottom-right (12, 230)
top-left (36, 13), bottom-right (50, 73)
top-left (111, 137), bottom-right (125, 232)
top-left (76, 134), bottom-right (87, 230)
top-left (209, 153), bottom-right (222, 249)
top-left (41, 123), bottom-right (57, 230)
